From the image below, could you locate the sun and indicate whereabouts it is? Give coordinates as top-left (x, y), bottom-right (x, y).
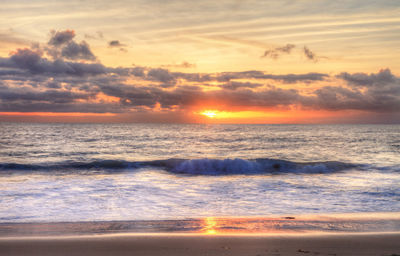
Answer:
top-left (201, 110), bottom-right (217, 118)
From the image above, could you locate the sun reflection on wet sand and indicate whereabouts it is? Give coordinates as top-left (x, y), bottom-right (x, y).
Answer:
top-left (200, 217), bottom-right (284, 235)
top-left (195, 214), bottom-right (400, 235)
top-left (1, 214), bottom-right (399, 237)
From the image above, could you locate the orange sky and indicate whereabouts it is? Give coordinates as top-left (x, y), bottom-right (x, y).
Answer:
top-left (0, 0), bottom-right (399, 123)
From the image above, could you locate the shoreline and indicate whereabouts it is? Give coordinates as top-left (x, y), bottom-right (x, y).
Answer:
top-left (1, 212), bottom-right (400, 237)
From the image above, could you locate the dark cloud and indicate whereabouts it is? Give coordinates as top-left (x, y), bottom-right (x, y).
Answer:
top-left (215, 71), bottom-right (265, 82)
top-left (220, 81), bottom-right (263, 90)
top-left (277, 44), bottom-right (296, 53)
top-left (0, 68), bottom-right (26, 77)
top-left (137, 70), bottom-right (318, 85)
top-left (213, 71), bottom-right (328, 83)
top-left (108, 40), bottom-right (128, 52)
top-left (262, 44), bottom-right (326, 62)
top-left (310, 69), bottom-right (400, 112)
top-left (0, 101), bottom-right (121, 113)
top-left (45, 30), bottom-right (97, 61)
top-left (169, 72), bottom-right (211, 83)
top-left (312, 85), bottom-right (400, 112)
top-left (262, 44), bottom-right (296, 59)
top-left (61, 41), bottom-right (96, 61)
top-left (303, 46), bottom-right (317, 61)
top-left (108, 40), bottom-right (125, 47)
top-left (0, 88), bottom-right (91, 104)
top-left (337, 68), bottom-right (396, 86)
top-left (257, 73), bottom-right (328, 83)
top-left (48, 30), bottom-right (75, 46)
top-left (46, 81), bottom-right (61, 89)
top-left (313, 86), bottom-right (364, 110)
top-left (130, 66), bottom-right (146, 77)
top-left (0, 48), bottom-right (106, 76)
top-left (209, 86), bottom-right (301, 108)
top-left (8, 48), bottom-right (43, 72)
top-left (147, 68), bottom-right (176, 86)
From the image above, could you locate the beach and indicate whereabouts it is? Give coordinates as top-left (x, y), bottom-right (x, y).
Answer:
top-left (1, 233), bottom-right (400, 256)
top-left (1, 215), bottom-right (400, 256)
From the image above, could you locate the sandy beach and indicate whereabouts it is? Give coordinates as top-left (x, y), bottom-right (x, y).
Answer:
top-left (1, 215), bottom-right (400, 255)
top-left (1, 233), bottom-right (400, 256)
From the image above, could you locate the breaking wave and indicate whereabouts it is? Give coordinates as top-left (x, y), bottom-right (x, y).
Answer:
top-left (0, 158), bottom-right (359, 175)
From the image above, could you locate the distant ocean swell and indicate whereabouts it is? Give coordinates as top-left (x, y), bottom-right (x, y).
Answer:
top-left (0, 158), bottom-right (361, 175)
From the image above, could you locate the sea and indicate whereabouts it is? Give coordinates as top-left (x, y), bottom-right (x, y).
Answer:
top-left (0, 123), bottom-right (399, 235)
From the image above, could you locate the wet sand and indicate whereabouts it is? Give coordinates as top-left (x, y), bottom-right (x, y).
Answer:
top-left (1, 233), bottom-right (400, 256)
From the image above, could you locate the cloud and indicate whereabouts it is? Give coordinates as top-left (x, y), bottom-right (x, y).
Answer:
top-left (147, 68), bottom-right (176, 87)
top-left (108, 40), bottom-right (125, 47)
top-left (108, 40), bottom-right (128, 52)
top-left (214, 71), bottom-right (328, 83)
top-left (61, 41), bottom-right (96, 61)
top-left (45, 30), bottom-right (97, 61)
top-left (303, 46), bottom-right (318, 62)
top-left (312, 69), bottom-right (400, 112)
top-left (312, 85), bottom-right (400, 112)
top-left (130, 66), bottom-right (146, 77)
top-left (48, 30), bottom-right (75, 46)
top-left (336, 68), bottom-right (396, 86)
top-left (8, 48), bottom-right (43, 72)
top-left (0, 48), bottom-right (106, 76)
top-left (257, 73), bottom-right (328, 83)
top-left (220, 81), bottom-right (263, 90)
top-left (214, 71), bottom-right (264, 82)
top-left (261, 44), bottom-right (296, 59)
top-left (262, 44), bottom-right (326, 63)
top-left (0, 88), bottom-right (91, 104)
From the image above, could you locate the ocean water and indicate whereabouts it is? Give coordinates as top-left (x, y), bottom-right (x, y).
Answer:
top-left (0, 123), bottom-right (399, 224)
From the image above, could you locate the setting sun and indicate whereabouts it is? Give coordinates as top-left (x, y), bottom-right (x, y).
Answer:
top-left (201, 111), bottom-right (218, 118)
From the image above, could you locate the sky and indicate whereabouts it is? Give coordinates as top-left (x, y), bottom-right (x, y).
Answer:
top-left (0, 0), bottom-right (399, 123)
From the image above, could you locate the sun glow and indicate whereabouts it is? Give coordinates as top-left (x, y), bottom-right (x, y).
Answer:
top-left (198, 110), bottom-right (279, 120)
top-left (201, 110), bottom-right (218, 118)
top-left (195, 109), bottom-right (365, 124)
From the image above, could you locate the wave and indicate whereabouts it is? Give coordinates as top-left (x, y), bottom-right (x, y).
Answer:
top-left (167, 158), bottom-right (357, 175)
top-left (0, 158), bottom-right (359, 175)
